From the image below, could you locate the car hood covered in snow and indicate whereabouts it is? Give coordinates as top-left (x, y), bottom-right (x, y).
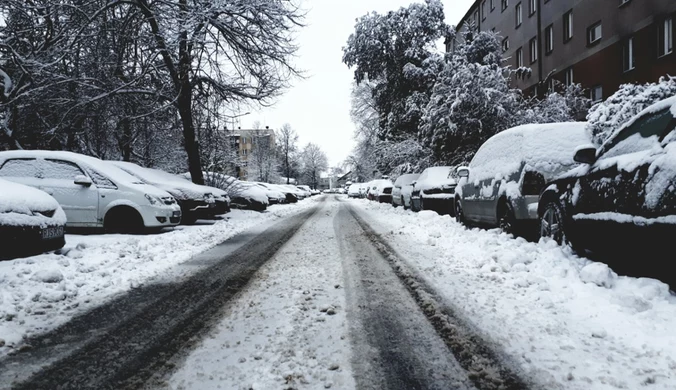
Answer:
top-left (0, 179), bottom-right (67, 227)
top-left (110, 161), bottom-right (214, 200)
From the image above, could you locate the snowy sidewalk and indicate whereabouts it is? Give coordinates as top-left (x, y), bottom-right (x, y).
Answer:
top-left (349, 199), bottom-right (676, 390)
top-left (0, 199), bottom-right (321, 357)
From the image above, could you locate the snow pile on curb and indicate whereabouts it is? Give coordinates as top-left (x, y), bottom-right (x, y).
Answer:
top-left (350, 199), bottom-right (676, 390)
top-left (0, 199), bottom-right (321, 356)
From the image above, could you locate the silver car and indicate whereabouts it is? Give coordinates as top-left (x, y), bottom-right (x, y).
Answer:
top-left (392, 173), bottom-right (420, 209)
top-left (454, 122), bottom-right (591, 236)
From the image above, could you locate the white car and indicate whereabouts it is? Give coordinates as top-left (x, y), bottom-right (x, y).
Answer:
top-left (111, 161), bottom-right (219, 224)
top-left (0, 151), bottom-right (181, 233)
top-left (367, 179), bottom-right (394, 203)
top-left (254, 182), bottom-right (287, 204)
top-left (347, 183), bottom-right (362, 198)
top-left (187, 171), bottom-right (269, 211)
top-left (392, 173), bottom-right (420, 209)
top-left (296, 185), bottom-right (312, 197)
top-left (410, 167), bottom-right (457, 214)
top-left (0, 178), bottom-right (67, 258)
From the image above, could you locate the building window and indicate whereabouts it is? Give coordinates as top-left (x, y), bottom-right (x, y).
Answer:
top-left (502, 0), bottom-right (508, 12)
top-left (591, 85), bottom-right (603, 103)
top-left (502, 37), bottom-right (510, 52)
top-left (481, 0), bottom-right (487, 20)
top-left (545, 24), bottom-right (554, 54)
top-left (587, 21), bottom-right (602, 45)
top-left (529, 0), bottom-right (536, 16)
top-left (564, 67), bottom-right (574, 86)
top-left (529, 37), bottom-right (538, 63)
top-left (658, 17), bottom-right (673, 57)
top-left (490, 0), bottom-right (495, 11)
top-left (563, 10), bottom-right (573, 42)
top-left (516, 47), bottom-right (523, 67)
top-left (515, 3), bottom-right (522, 28)
top-left (623, 37), bottom-right (635, 72)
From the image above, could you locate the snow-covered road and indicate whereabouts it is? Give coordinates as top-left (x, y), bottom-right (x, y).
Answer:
top-left (2, 195), bottom-right (675, 389)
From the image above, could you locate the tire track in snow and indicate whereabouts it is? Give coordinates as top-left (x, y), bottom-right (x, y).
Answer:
top-left (335, 205), bottom-right (476, 390)
top-left (3, 201), bottom-right (324, 390)
top-left (341, 201), bottom-right (531, 390)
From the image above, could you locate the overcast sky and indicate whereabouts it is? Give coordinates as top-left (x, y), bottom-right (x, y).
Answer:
top-left (239, 0), bottom-right (475, 167)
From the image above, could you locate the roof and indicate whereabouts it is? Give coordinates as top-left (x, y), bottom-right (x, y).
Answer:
top-left (337, 171), bottom-right (352, 181)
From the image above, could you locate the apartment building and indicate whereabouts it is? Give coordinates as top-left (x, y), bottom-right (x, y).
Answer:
top-left (450, 0), bottom-right (675, 102)
top-left (226, 127), bottom-right (275, 180)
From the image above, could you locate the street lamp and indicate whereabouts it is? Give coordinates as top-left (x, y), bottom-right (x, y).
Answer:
top-left (223, 111), bottom-right (251, 130)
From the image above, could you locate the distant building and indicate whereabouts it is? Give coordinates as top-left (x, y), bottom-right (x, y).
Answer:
top-left (336, 171), bottom-right (352, 188)
top-left (226, 127), bottom-right (275, 180)
top-left (450, 0), bottom-right (675, 101)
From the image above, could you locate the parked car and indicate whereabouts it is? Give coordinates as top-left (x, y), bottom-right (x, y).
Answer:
top-left (0, 179), bottom-right (67, 258)
top-left (392, 174), bottom-right (420, 209)
top-left (254, 182), bottom-right (287, 205)
top-left (310, 189), bottom-right (321, 196)
top-left (347, 183), bottom-right (363, 198)
top-left (455, 122), bottom-right (591, 236)
top-left (296, 185), bottom-right (312, 197)
top-left (187, 172), bottom-right (269, 211)
top-left (410, 167), bottom-right (456, 214)
top-left (0, 151), bottom-right (181, 233)
top-left (539, 97), bottom-right (676, 255)
top-left (367, 179), bottom-right (394, 203)
top-left (265, 183), bottom-right (300, 203)
top-left (280, 184), bottom-right (307, 200)
top-left (111, 161), bottom-right (219, 224)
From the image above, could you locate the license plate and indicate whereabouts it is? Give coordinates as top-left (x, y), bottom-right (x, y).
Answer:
top-left (172, 211), bottom-right (181, 217)
top-left (42, 226), bottom-right (64, 240)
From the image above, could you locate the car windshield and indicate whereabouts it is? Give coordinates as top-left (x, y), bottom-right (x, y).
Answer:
top-left (599, 107), bottom-right (676, 159)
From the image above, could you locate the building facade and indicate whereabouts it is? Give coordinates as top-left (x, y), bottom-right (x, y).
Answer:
top-left (226, 127), bottom-right (276, 180)
top-left (451, 0), bottom-right (675, 101)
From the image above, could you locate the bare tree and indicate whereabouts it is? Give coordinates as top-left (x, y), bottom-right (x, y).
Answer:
top-left (0, 0), bottom-right (304, 184)
top-left (276, 123), bottom-right (299, 184)
top-left (249, 132), bottom-right (278, 183)
top-left (301, 143), bottom-right (328, 189)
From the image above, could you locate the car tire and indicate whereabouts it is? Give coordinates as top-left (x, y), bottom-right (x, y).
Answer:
top-left (498, 201), bottom-right (519, 236)
top-left (455, 199), bottom-right (465, 225)
top-left (104, 206), bottom-right (145, 234)
top-left (539, 199), bottom-right (569, 245)
top-left (402, 197), bottom-right (408, 210)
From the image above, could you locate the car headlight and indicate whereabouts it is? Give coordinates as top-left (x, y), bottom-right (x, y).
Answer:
top-left (145, 194), bottom-right (162, 205)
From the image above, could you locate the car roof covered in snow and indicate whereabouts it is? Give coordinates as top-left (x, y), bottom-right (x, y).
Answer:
top-left (469, 122), bottom-right (590, 182)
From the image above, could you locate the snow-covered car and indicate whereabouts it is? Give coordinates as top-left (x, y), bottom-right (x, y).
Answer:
top-left (539, 97), bottom-right (676, 255)
top-left (279, 184), bottom-right (307, 200)
top-left (392, 174), bottom-right (420, 209)
top-left (455, 122), bottom-right (591, 236)
top-left (186, 172), bottom-right (269, 211)
top-left (254, 182), bottom-right (287, 204)
top-left (111, 161), bottom-right (219, 224)
top-left (337, 188), bottom-right (346, 194)
top-left (0, 151), bottom-right (181, 233)
top-left (410, 167), bottom-right (456, 214)
top-left (367, 179), bottom-right (394, 203)
top-left (296, 185), bottom-right (312, 197)
top-left (0, 179), bottom-right (67, 258)
top-left (310, 189), bottom-right (321, 196)
top-left (267, 183), bottom-right (300, 203)
top-left (347, 183), bottom-right (363, 198)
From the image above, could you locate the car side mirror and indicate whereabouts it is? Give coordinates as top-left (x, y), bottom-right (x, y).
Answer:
top-left (573, 146), bottom-right (597, 165)
top-left (456, 167), bottom-right (470, 178)
top-left (74, 175), bottom-right (93, 187)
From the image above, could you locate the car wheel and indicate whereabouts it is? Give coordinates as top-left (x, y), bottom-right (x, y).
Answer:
top-left (539, 199), bottom-right (568, 245)
top-left (104, 206), bottom-right (144, 234)
top-left (402, 197), bottom-right (409, 210)
top-left (455, 199), bottom-right (465, 224)
top-left (498, 201), bottom-right (518, 235)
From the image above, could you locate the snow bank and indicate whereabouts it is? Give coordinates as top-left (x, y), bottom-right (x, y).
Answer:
top-left (350, 199), bottom-right (676, 390)
top-left (0, 179), bottom-right (66, 227)
top-left (0, 199), bottom-right (321, 356)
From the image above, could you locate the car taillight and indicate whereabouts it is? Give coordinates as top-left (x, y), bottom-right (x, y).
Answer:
top-left (521, 171), bottom-right (545, 196)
